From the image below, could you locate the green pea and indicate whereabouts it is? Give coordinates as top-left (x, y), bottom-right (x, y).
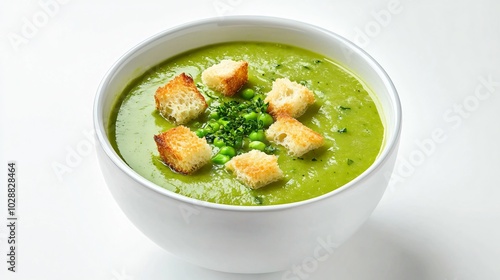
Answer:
top-left (219, 146), bottom-right (236, 157)
top-left (252, 94), bottom-right (265, 102)
top-left (241, 88), bottom-right (255, 100)
top-left (249, 130), bottom-right (266, 142)
top-left (243, 111), bottom-right (258, 121)
top-left (258, 113), bottom-right (274, 127)
top-left (249, 141), bottom-right (266, 151)
top-left (195, 128), bottom-right (207, 138)
top-left (206, 121), bottom-right (220, 132)
top-left (218, 118), bottom-right (230, 126)
top-left (209, 111), bottom-right (220, 120)
top-left (213, 137), bottom-right (225, 148)
top-left (212, 154), bottom-right (230, 165)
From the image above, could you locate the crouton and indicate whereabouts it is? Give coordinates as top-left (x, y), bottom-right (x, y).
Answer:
top-left (154, 73), bottom-right (207, 124)
top-left (154, 126), bottom-right (212, 174)
top-left (225, 150), bottom-right (283, 189)
top-left (201, 59), bottom-right (248, 96)
top-left (264, 78), bottom-right (315, 118)
top-left (265, 115), bottom-right (324, 157)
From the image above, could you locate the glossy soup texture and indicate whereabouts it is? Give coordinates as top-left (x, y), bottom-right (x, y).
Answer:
top-left (109, 42), bottom-right (384, 206)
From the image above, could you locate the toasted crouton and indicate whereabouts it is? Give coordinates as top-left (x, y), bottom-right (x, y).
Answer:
top-left (201, 59), bottom-right (248, 96)
top-left (264, 78), bottom-right (315, 118)
top-left (154, 73), bottom-right (207, 124)
top-left (266, 115), bottom-right (324, 157)
top-left (225, 150), bottom-right (283, 189)
top-left (154, 126), bottom-right (212, 174)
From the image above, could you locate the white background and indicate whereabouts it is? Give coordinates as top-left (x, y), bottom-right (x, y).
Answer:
top-left (1, 0), bottom-right (500, 279)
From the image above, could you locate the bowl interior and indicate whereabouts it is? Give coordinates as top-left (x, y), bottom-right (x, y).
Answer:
top-left (94, 16), bottom-right (401, 209)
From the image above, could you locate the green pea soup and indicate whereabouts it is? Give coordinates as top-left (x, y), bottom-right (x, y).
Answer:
top-left (109, 42), bottom-right (384, 206)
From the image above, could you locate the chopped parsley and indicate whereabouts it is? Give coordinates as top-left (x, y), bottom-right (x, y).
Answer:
top-left (196, 95), bottom-right (276, 159)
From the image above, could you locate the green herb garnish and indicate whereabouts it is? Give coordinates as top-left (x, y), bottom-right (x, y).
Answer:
top-left (254, 196), bottom-right (264, 205)
top-left (199, 94), bottom-right (277, 163)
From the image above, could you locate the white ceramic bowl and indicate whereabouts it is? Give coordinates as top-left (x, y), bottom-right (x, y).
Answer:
top-left (94, 16), bottom-right (401, 274)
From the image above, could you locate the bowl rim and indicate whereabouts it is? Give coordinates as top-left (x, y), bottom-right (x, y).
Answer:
top-left (93, 15), bottom-right (402, 212)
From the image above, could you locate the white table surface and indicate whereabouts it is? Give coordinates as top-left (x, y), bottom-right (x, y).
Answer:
top-left (1, 0), bottom-right (499, 279)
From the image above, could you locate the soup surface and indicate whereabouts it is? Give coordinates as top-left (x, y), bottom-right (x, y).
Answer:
top-left (110, 42), bottom-right (384, 206)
